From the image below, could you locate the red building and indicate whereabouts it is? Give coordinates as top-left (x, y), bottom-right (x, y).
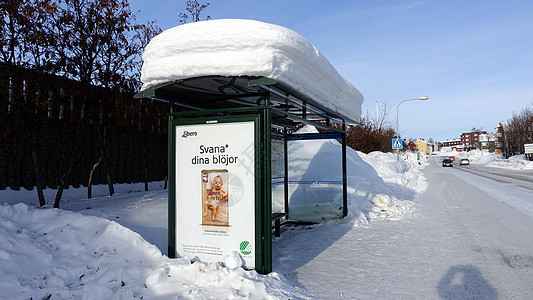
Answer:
top-left (461, 131), bottom-right (487, 151)
top-left (406, 140), bottom-right (417, 151)
top-left (441, 139), bottom-right (462, 148)
top-left (441, 139), bottom-right (464, 152)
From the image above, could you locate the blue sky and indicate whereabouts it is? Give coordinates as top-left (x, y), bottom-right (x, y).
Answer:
top-left (130, 0), bottom-right (533, 142)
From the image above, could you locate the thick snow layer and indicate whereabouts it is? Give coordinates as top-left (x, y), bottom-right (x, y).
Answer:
top-left (140, 19), bottom-right (364, 122)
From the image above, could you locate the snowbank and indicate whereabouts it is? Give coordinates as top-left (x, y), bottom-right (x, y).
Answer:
top-left (0, 203), bottom-right (305, 299)
top-left (468, 151), bottom-right (533, 169)
top-left (355, 151), bottom-right (426, 221)
top-left (140, 19), bottom-right (364, 122)
top-left (360, 151), bottom-right (428, 194)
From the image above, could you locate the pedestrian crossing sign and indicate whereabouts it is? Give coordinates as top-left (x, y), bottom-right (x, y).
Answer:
top-left (392, 138), bottom-right (403, 149)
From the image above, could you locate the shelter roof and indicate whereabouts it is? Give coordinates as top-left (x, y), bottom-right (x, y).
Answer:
top-left (136, 19), bottom-right (363, 125)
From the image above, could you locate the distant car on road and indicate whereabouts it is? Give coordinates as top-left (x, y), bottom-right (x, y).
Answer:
top-left (442, 158), bottom-right (454, 167)
top-left (460, 158), bottom-right (470, 165)
top-left (449, 156), bottom-right (456, 161)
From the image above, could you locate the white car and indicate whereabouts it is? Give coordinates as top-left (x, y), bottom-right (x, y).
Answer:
top-left (460, 159), bottom-right (470, 165)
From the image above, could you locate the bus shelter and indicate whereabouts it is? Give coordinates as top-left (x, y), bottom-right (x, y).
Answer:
top-left (134, 19), bottom-right (363, 274)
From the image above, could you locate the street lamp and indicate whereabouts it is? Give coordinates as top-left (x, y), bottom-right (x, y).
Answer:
top-left (396, 96), bottom-right (429, 161)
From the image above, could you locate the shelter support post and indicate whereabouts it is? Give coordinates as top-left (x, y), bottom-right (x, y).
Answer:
top-left (261, 102), bottom-right (273, 274)
top-left (283, 127), bottom-right (289, 219)
top-left (342, 121), bottom-right (348, 217)
top-left (167, 109), bottom-right (176, 258)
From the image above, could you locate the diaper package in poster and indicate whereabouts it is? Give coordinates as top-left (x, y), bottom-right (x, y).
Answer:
top-left (201, 170), bottom-right (229, 226)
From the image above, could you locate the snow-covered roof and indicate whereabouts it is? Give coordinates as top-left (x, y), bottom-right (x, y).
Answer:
top-left (139, 19), bottom-right (363, 123)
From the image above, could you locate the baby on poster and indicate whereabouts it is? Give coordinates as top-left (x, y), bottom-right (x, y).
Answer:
top-left (201, 170), bottom-right (229, 226)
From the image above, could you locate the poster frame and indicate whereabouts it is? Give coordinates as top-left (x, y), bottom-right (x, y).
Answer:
top-left (168, 109), bottom-right (272, 274)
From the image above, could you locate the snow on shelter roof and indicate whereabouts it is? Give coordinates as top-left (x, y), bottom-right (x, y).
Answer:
top-left (139, 19), bottom-right (364, 123)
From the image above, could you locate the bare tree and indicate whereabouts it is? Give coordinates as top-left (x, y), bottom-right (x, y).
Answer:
top-left (2, 0), bottom-right (161, 207)
top-left (48, 0), bottom-right (161, 207)
top-left (345, 101), bottom-right (397, 153)
top-left (505, 104), bottom-right (533, 155)
top-left (1, 0), bottom-right (25, 65)
top-left (178, 0), bottom-right (211, 24)
top-left (366, 100), bottom-right (394, 132)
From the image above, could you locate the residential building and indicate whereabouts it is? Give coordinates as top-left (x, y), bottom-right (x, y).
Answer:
top-left (478, 132), bottom-right (496, 152)
top-left (426, 140), bottom-right (438, 153)
top-left (441, 139), bottom-right (462, 148)
top-left (416, 138), bottom-right (430, 154)
top-left (495, 122), bottom-right (511, 157)
top-left (406, 140), bottom-right (417, 151)
top-left (461, 131), bottom-right (487, 151)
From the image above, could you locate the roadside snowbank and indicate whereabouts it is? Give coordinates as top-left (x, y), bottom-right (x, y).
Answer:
top-left (355, 151), bottom-right (426, 221)
top-left (360, 151), bottom-right (428, 194)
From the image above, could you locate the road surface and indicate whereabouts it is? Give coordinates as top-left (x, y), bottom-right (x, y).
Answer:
top-left (274, 157), bottom-right (533, 299)
top-left (447, 158), bottom-right (533, 220)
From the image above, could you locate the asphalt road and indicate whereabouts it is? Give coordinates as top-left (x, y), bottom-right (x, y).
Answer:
top-left (437, 157), bottom-right (533, 219)
top-left (452, 160), bottom-right (533, 192)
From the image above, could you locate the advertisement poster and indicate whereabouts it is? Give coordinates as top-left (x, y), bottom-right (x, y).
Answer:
top-left (174, 121), bottom-right (256, 268)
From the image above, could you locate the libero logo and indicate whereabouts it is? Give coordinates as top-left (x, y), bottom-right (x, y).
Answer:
top-left (181, 131), bottom-right (197, 138)
top-left (239, 241), bottom-right (252, 255)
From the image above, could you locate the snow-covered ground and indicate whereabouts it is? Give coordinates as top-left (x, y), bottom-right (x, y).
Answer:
top-left (2, 133), bottom-right (532, 299)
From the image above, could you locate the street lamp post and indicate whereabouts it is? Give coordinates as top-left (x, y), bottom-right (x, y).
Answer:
top-left (396, 96), bottom-right (429, 161)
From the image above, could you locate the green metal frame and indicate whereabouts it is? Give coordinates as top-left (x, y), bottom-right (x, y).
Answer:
top-left (168, 107), bottom-right (273, 274)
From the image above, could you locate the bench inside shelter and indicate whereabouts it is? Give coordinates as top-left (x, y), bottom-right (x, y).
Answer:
top-left (271, 212), bottom-right (288, 237)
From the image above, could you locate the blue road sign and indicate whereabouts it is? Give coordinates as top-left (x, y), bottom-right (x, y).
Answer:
top-left (392, 138), bottom-right (403, 149)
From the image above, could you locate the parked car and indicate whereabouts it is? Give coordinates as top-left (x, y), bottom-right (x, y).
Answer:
top-left (442, 158), bottom-right (453, 167)
top-left (460, 158), bottom-right (470, 165)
